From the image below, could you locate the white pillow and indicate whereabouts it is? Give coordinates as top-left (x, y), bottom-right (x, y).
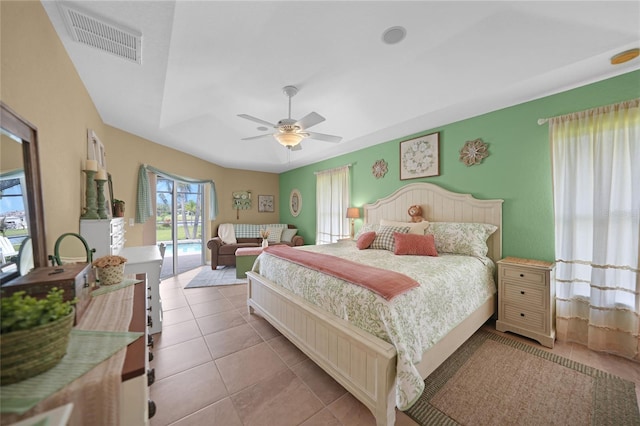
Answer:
top-left (281, 228), bottom-right (298, 243)
top-left (380, 219), bottom-right (430, 235)
top-left (266, 227), bottom-right (284, 243)
top-left (354, 223), bottom-right (379, 240)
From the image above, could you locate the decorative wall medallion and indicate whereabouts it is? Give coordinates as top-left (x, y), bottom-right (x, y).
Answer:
top-left (289, 189), bottom-right (302, 217)
top-left (372, 159), bottom-right (388, 179)
top-left (399, 132), bottom-right (440, 180)
top-left (459, 138), bottom-right (489, 166)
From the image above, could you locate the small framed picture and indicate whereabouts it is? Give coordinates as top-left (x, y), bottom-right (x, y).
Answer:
top-left (258, 195), bottom-right (274, 212)
top-left (399, 132), bottom-right (440, 180)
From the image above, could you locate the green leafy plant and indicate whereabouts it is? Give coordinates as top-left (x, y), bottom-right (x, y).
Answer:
top-left (1, 288), bottom-right (75, 334)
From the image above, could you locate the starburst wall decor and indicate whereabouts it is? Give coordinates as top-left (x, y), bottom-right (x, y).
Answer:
top-left (459, 138), bottom-right (489, 166)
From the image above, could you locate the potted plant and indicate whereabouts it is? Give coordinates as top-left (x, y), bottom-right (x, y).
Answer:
top-left (112, 199), bottom-right (125, 217)
top-left (0, 288), bottom-right (75, 385)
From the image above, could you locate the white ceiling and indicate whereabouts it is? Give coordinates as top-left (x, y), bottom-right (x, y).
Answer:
top-left (42, 1), bottom-right (639, 173)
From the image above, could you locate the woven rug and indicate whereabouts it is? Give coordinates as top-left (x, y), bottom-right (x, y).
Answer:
top-left (406, 330), bottom-right (640, 426)
top-left (184, 266), bottom-right (247, 289)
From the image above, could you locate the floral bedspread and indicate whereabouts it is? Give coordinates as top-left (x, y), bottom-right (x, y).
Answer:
top-left (253, 241), bottom-right (496, 410)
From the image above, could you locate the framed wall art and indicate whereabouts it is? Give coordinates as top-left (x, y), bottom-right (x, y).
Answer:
top-left (289, 189), bottom-right (302, 217)
top-left (258, 195), bottom-right (274, 212)
top-left (399, 132), bottom-right (440, 180)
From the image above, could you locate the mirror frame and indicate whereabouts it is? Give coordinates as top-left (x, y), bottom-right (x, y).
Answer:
top-left (1, 102), bottom-right (47, 268)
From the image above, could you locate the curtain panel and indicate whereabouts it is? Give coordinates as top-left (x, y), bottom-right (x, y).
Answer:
top-left (315, 165), bottom-right (351, 244)
top-left (551, 99), bottom-right (640, 361)
top-left (135, 164), bottom-right (218, 224)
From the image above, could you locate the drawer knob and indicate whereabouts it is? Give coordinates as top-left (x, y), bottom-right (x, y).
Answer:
top-left (147, 368), bottom-right (155, 386)
top-left (520, 290), bottom-right (525, 295)
top-left (148, 400), bottom-right (157, 419)
top-left (519, 273), bottom-right (525, 277)
top-left (520, 313), bottom-right (525, 317)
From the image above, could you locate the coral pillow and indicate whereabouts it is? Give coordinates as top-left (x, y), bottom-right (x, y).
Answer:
top-left (393, 233), bottom-right (438, 256)
top-left (356, 231), bottom-right (376, 250)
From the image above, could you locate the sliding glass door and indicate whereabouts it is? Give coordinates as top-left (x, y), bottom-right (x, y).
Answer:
top-left (156, 176), bottom-right (204, 278)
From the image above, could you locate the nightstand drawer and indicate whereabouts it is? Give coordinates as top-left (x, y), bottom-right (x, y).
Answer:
top-left (502, 266), bottom-right (546, 285)
top-left (503, 304), bottom-right (546, 332)
top-left (503, 281), bottom-right (544, 307)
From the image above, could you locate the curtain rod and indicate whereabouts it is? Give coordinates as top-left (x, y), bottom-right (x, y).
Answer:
top-left (537, 98), bottom-right (639, 125)
top-left (314, 163), bottom-right (353, 175)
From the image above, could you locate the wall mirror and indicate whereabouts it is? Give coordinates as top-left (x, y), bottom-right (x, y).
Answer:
top-left (0, 102), bottom-right (47, 282)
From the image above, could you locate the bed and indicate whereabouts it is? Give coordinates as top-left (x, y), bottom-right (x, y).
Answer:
top-left (246, 182), bottom-right (503, 425)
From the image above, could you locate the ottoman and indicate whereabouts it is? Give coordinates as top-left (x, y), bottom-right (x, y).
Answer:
top-left (235, 247), bottom-right (264, 279)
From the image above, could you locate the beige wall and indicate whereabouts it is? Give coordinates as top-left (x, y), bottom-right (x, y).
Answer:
top-left (0, 1), bottom-right (280, 259)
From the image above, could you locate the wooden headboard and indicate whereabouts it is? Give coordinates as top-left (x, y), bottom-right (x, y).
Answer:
top-left (363, 183), bottom-right (504, 263)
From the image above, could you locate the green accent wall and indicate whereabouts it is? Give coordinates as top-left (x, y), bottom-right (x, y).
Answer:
top-left (280, 70), bottom-right (640, 262)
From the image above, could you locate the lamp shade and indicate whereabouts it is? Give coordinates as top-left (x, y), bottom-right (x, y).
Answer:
top-left (274, 132), bottom-right (303, 147)
top-left (346, 207), bottom-right (360, 219)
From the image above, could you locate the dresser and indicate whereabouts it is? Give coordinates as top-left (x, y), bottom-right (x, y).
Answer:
top-left (80, 219), bottom-right (163, 335)
top-left (121, 246), bottom-right (163, 335)
top-left (0, 281), bottom-right (156, 425)
top-left (496, 257), bottom-right (556, 348)
top-left (80, 218), bottom-right (126, 258)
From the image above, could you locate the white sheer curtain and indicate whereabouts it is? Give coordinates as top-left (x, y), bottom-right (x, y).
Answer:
top-left (315, 165), bottom-right (350, 244)
top-left (551, 99), bottom-right (640, 361)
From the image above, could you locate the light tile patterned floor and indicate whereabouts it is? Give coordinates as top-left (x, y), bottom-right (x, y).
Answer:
top-left (150, 266), bottom-right (640, 425)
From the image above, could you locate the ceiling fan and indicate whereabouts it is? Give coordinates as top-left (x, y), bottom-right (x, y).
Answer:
top-left (238, 85), bottom-right (342, 149)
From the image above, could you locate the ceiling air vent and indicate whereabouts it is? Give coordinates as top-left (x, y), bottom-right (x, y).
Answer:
top-left (59, 3), bottom-right (142, 64)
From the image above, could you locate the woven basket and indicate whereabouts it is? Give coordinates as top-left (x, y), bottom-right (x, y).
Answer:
top-left (0, 308), bottom-right (74, 385)
top-left (97, 264), bottom-right (125, 285)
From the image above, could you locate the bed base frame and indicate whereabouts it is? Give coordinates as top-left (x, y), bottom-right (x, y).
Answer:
top-left (247, 183), bottom-right (503, 425)
top-left (247, 272), bottom-right (495, 425)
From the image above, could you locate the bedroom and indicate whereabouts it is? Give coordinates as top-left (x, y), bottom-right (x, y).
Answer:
top-left (1, 1), bottom-right (638, 425)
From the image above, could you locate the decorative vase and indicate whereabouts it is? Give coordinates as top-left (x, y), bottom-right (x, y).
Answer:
top-left (0, 308), bottom-right (74, 385)
top-left (97, 264), bottom-right (125, 285)
top-left (261, 239), bottom-right (268, 248)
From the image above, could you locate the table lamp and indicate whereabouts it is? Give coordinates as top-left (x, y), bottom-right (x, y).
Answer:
top-left (346, 207), bottom-right (360, 239)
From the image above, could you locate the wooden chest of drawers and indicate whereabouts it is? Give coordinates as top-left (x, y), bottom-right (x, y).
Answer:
top-left (496, 257), bottom-right (556, 348)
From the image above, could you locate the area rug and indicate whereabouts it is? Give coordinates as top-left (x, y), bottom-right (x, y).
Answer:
top-left (406, 330), bottom-right (640, 426)
top-left (184, 266), bottom-right (247, 289)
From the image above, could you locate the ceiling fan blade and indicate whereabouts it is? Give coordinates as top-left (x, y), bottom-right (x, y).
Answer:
top-left (241, 134), bottom-right (274, 141)
top-left (306, 131), bottom-right (342, 143)
top-left (296, 112), bottom-right (325, 130)
top-left (237, 114), bottom-right (276, 128)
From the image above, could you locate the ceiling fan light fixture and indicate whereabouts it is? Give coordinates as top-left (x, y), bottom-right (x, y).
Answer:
top-left (274, 132), bottom-right (304, 147)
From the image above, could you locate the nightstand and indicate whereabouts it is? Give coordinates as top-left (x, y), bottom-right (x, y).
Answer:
top-left (496, 257), bottom-right (556, 348)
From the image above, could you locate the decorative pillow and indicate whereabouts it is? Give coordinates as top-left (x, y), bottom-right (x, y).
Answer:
top-left (266, 227), bottom-right (284, 244)
top-left (280, 228), bottom-right (298, 243)
top-left (354, 223), bottom-right (379, 240)
top-left (426, 222), bottom-right (498, 257)
top-left (393, 233), bottom-right (438, 256)
top-left (356, 231), bottom-right (376, 250)
top-left (380, 219), bottom-right (430, 235)
top-left (370, 225), bottom-right (411, 251)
